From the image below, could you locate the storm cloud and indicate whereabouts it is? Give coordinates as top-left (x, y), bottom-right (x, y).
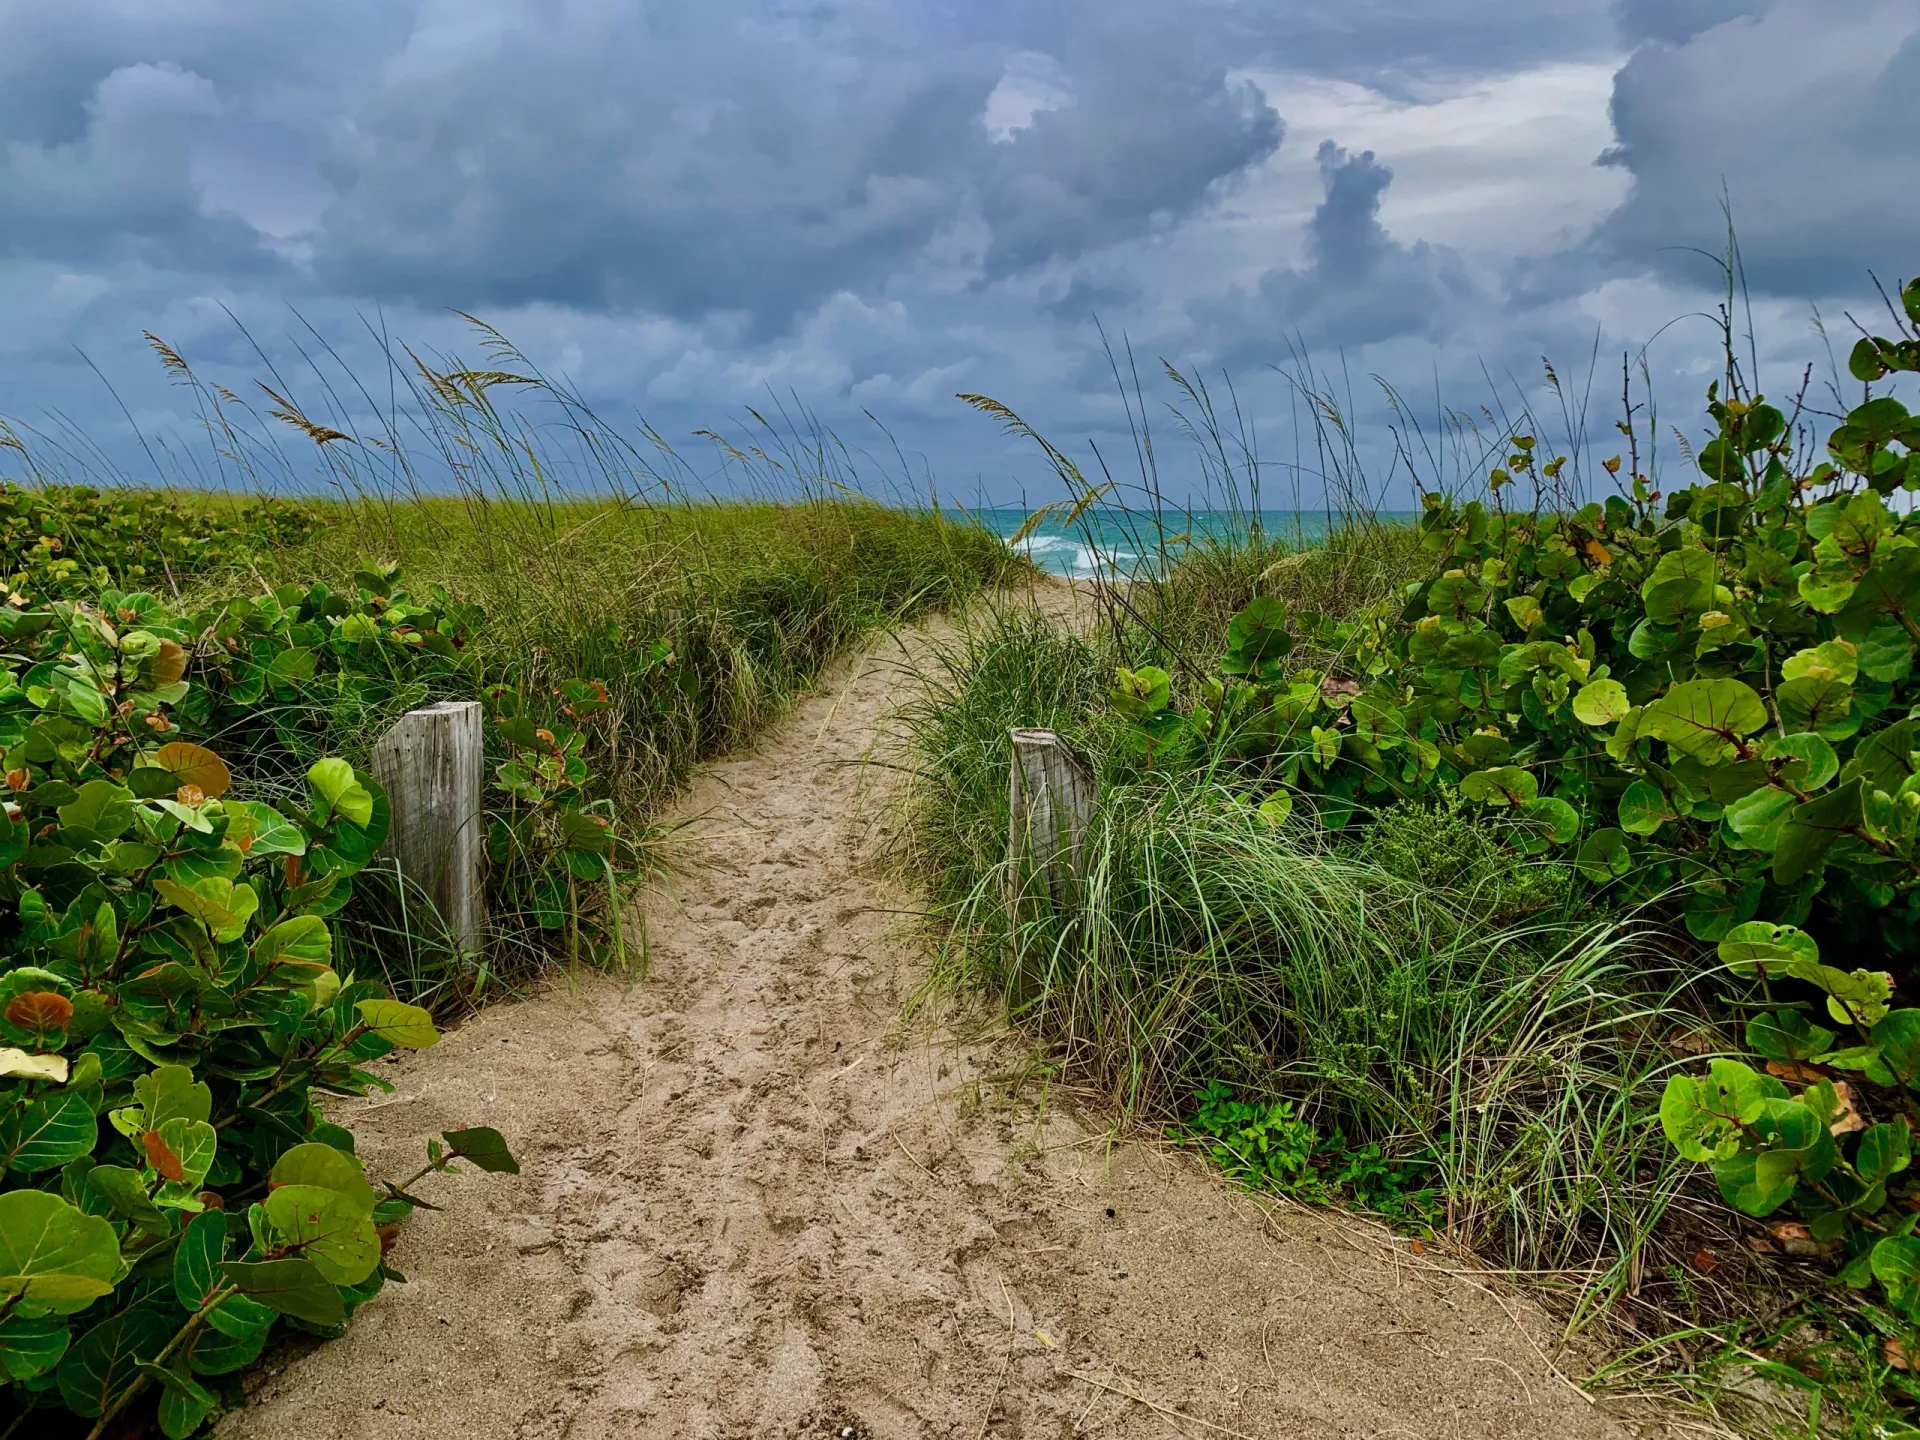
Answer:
top-left (0, 0), bottom-right (1913, 501)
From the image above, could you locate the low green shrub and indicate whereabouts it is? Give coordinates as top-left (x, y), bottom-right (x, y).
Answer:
top-left (1097, 278), bottom-right (1920, 1354)
top-left (1174, 1080), bottom-right (1441, 1229)
top-left (0, 593), bottom-right (516, 1436)
top-left (0, 482), bottom-right (312, 606)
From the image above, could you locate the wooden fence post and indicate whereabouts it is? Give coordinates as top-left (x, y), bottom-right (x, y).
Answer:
top-left (372, 700), bottom-right (486, 956)
top-left (1005, 728), bottom-right (1097, 1002)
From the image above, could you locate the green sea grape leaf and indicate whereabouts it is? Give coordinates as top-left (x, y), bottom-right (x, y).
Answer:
top-left (174, 1210), bottom-right (227, 1312)
top-left (57, 1305), bottom-right (172, 1418)
top-left (251, 915), bottom-right (331, 971)
top-left (221, 1258), bottom-right (345, 1327)
top-left (1575, 828), bottom-right (1631, 882)
top-left (83, 1164), bottom-right (167, 1233)
top-left (1226, 598), bottom-right (1292, 662)
top-left (0, 1190), bottom-right (120, 1316)
top-left (1711, 1098), bottom-right (1833, 1216)
top-left (1519, 796), bottom-right (1579, 846)
top-left (150, 877), bottom-right (257, 943)
top-left (1782, 640), bottom-right (1860, 685)
top-left (1857, 1123), bottom-right (1911, 1185)
top-left (2, 1092), bottom-right (99, 1174)
top-left (1746, 1010), bottom-right (1837, 1064)
top-left (1111, 665), bottom-right (1172, 718)
top-left (307, 758), bottom-right (374, 827)
top-left (1773, 779), bottom-right (1867, 885)
top-left (1724, 787), bottom-right (1794, 851)
top-left (1767, 732), bottom-right (1840, 790)
top-left (1777, 676), bottom-right (1853, 735)
top-left (1719, 922), bottom-right (1819, 978)
top-left (1841, 719), bottom-right (1920, 792)
top-left (1836, 547), bottom-right (1920, 640)
top-left (353, 999), bottom-right (439, 1049)
top-left (270, 1142), bottom-right (377, 1212)
top-left (182, 1314), bottom-right (270, 1376)
top-left (57, 780), bottom-right (135, 843)
top-left (1806, 965), bottom-right (1894, 1027)
top-left (1873, 1010), bottom-right (1920, 1087)
top-left (1661, 1060), bottom-right (1786, 1162)
top-left (0, 1314), bottom-right (71, 1380)
top-left (220, 800), bottom-right (306, 858)
top-left (1571, 679), bottom-right (1629, 726)
top-left (133, 1064), bottom-right (212, 1129)
top-left (442, 1126), bottom-right (520, 1175)
top-left (1458, 766), bottom-right (1536, 807)
top-left (263, 1185), bottom-right (381, 1287)
top-left (145, 1363), bottom-right (218, 1440)
top-left (1618, 780), bottom-right (1677, 836)
top-left (1874, 1236), bottom-right (1920, 1317)
top-left (1642, 679), bottom-right (1768, 762)
top-left (153, 1117), bottom-right (216, 1191)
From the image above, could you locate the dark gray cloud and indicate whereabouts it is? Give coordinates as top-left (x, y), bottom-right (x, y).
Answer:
top-left (0, 0), bottom-right (1912, 504)
top-left (1194, 142), bottom-right (1483, 358)
top-left (1596, 0), bottom-right (1920, 296)
top-left (1610, 0), bottom-right (1763, 45)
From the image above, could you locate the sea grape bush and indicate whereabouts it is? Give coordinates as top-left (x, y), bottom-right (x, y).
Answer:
top-left (0, 593), bottom-right (519, 1435)
top-left (167, 560), bottom-right (631, 973)
top-left (1115, 277), bottom-right (1920, 1318)
top-left (0, 481), bottom-right (313, 606)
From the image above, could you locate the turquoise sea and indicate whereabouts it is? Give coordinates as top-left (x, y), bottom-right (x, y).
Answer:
top-left (973, 508), bottom-right (1402, 578)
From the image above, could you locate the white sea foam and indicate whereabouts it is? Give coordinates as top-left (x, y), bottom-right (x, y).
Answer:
top-left (1011, 533), bottom-right (1136, 578)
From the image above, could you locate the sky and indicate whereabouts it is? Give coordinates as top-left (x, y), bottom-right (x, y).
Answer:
top-left (1, 0), bottom-right (1916, 507)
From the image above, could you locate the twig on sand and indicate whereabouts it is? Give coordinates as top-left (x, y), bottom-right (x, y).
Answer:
top-left (893, 1131), bottom-right (939, 1181)
top-left (1062, 1370), bottom-right (1260, 1440)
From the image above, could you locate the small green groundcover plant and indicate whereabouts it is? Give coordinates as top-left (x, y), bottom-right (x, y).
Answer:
top-left (0, 593), bottom-right (519, 1436)
top-left (1112, 279), bottom-right (1920, 1334)
top-left (1174, 1082), bottom-right (1440, 1230)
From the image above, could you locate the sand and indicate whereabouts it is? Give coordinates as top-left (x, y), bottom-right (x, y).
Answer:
top-left (223, 599), bottom-right (1673, 1440)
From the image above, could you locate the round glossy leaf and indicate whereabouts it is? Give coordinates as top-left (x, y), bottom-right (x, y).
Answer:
top-left (1519, 796), bottom-right (1580, 845)
top-left (174, 1210), bottom-right (228, 1312)
top-left (270, 1142), bottom-right (377, 1213)
top-left (56, 1303), bottom-right (173, 1418)
top-left (1765, 732), bottom-right (1839, 790)
top-left (1457, 766), bottom-right (1537, 807)
top-left (353, 999), bottom-right (439, 1049)
top-left (1571, 679), bottom-right (1629, 726)
top-left (0, 1191), bottom-right (120, 1316)
top-left (221, 1257), bottom-right (345, 1327)
top-left (1642, 679), bottom-right (1768, 762)
top-left (307, 757), bottom-right (375, 827)
top-left (263, 1185), bottom-right (381, 1287)
top-left (1874, 1236), bottom-right (1920, 1316)
top-left (151, 742), bottom-right (232, 800)
top-left (1574, 828), bottom-right (1631, 882)
top-left (1719, 921), bottom-right (1818, 978)
top-left (1617, 780), bottom-right (1676, 836)
top-left (1777, 676), bottom-right (1853, 736)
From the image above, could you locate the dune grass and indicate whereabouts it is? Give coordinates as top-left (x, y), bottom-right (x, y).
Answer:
top-left (899, 598), bottom-right (1721, 1309)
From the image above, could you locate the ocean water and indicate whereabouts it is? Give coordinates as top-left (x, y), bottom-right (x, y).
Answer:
top-left (974, 508), bottom-right (1368, 578)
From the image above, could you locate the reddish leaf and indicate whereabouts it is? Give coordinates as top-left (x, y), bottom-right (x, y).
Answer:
top-left (5, 991), bottom-right (73, 1033)
top-left (1691, 1248), bottom-right (1719, 1274)
top-left (143, 1130), bottom-right (186, 1183)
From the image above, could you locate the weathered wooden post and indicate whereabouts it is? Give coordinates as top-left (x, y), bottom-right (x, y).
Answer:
top-left (372, 700), bottom-right (486, 956)
top-left (1005, 728), bottom-right (1097, 1004)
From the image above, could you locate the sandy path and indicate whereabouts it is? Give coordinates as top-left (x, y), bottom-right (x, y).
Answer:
top-left (226, 607), bottom-right (1666, 1440)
